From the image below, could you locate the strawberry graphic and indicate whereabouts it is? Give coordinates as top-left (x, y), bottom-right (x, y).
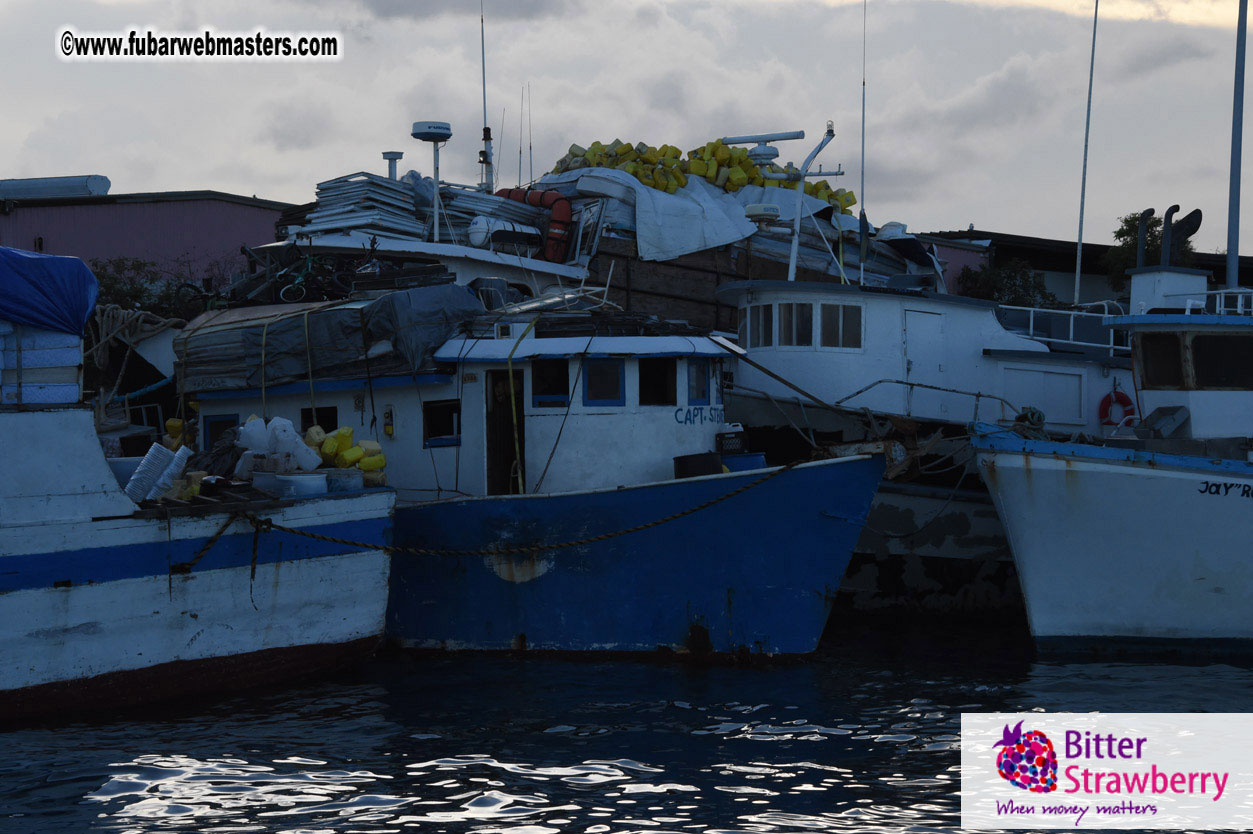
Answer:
top-left (994, 720), bottom-right (1058, 793)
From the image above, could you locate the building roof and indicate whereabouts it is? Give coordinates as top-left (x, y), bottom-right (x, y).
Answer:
top-left (0, 190), bottom-right (293, 212)
top-left (926, 227), bottom-right (1253, 283)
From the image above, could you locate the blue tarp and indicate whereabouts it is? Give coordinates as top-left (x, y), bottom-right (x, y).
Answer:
top-left (0, 247), bottom-right (99, 335)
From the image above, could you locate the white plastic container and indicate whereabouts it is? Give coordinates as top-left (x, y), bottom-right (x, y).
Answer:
top-left (145, 445), bottom-right (193, 501)
top-left (277, 473), bottom-right (327, 497)
top-left (123, 443), bottom-right (176, 502)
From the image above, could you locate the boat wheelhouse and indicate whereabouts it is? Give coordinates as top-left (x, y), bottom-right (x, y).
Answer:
top-left (194, 310), bottom-right (732, 500)
top-left (719, 279), bottom-right (1132, 438)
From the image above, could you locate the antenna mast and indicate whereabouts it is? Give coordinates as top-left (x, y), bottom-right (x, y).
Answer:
top-left (1227, 0), bottom-right (1249, 289)
top-left (479, 1), bottom-right (494, 192)
top-left (518, 85), bottom-right (525, 187)
top-left (858, 0), bottom-right (867, 284)
top-left (528, 82), bottom-right (534, 184)
top-left (1072, 0), bottom-right (1099, 305)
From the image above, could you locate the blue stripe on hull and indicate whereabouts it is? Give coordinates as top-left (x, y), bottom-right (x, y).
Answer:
top-left (0, 517), bottom-right (392, 593)
top-left (388, 457), bottom-right (884, 654)
top-left (969, 422), bottom-right (1253, 476)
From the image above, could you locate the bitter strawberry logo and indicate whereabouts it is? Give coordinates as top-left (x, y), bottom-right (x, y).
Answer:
top-left (994, 720), bottom-right (1058, 793)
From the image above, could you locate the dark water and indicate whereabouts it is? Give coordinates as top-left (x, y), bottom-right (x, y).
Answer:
top-left (3, 640), bottom-right (1251, 833)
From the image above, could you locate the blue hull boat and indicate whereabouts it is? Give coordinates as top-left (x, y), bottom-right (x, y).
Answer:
top-left (388, 455), bottom-right (884, 655)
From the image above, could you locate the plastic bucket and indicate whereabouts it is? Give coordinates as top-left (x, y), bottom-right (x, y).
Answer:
top-left (252, 471), bottom-right (281, 494)
top-left (277, 473), bottom-right (328, 497)
top-left (325, 468), bottom-right (364, 493)
top-left (722, 453), bottom-right (768, 472)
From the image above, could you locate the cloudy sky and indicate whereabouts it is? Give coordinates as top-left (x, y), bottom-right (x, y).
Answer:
top-left (1, 0), bottom-right (1247, 251)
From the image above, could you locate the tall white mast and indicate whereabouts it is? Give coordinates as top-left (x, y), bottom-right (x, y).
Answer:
top-left (1228, 0), bottom-right (1249, 288)
top-left (859, 0), bottom-right (867, 285)
top-left (1072, 0), bottom-right (1099, 305)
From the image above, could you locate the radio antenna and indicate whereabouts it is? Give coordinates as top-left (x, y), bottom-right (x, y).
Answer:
top-left (518, 84), bottom-right (525, 187)
top-left (479, 0), bottom-right (494, 192)
top-left (528, 82), bottom-right (534, 184)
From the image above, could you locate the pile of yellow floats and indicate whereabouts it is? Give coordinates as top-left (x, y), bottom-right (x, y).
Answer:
top-left (305, 425), bottom-right (387, 486)
top-left (551, 138), bottom-right (857, 214)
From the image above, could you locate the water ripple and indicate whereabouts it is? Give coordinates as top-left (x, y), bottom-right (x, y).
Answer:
top-left (0, 652), bottom-right (1249, 831)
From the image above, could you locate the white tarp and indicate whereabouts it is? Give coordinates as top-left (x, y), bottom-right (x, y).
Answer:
top-left (541, 168), bottom-right (758, 261)
top-left (540, 167), bottom-right (864, 262)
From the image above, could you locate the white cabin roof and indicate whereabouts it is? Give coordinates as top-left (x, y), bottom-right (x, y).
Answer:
top-left (435, 335), bottom-right (728, 363)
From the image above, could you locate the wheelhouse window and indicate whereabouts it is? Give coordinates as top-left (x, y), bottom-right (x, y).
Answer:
top-left (202, 413), bottom-right (239, 449)
top-left (300, 406), bottom-right (338, 434)
top-left (687, 357), bottom-right (711, 405)
top-left (737, 307), bottom-right (748, 346)
top-left (1191, 334), bottom-right (1253, 389)
top-left (749, 304), bottom-right (773, 348)
top-left (423, 399), bottom-right (461, 447)
top-left (583, 359), bottom-right (625, 406)
top-left (820, 303), bottom-right (862, 348)
top-left (779, 302), bottom-right (813, 346)
top-left (639, 357), bottom-right (677, 406)
top-left (1138, 332), bottom-right (1185, 389)
top-left (532, 358), bottom-right (570, 407)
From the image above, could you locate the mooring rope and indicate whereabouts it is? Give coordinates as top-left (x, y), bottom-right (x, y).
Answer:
top-left (242, 462), bottom-right (800, 557)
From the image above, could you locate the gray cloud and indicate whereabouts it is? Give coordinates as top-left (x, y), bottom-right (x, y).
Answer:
top-left (1110, 33), bottom-right (1215, 79)
top-left (352, 0), bottom-right (582, 21)
top-left (257, 103), bottom-right (339, 151)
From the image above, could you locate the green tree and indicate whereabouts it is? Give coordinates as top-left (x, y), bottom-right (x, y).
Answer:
top-left (1103, 211), bottom-right (1195, 290)
top-left (957, 258), bottom-right (1058, 307)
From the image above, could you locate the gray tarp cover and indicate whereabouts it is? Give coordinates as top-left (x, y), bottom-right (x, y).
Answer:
top-left (176, 285), bottom-right (485, 393)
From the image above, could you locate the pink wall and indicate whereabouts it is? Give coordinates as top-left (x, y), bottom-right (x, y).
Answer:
top-left (0, 195), bottom-right (287, 286)
top-left (931, 242), bottom-right (990, 294)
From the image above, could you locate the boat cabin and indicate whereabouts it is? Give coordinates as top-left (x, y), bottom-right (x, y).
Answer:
top-left (193, 311), bottom-right (732, 502)
top-left (1110, 266), bottom-right (1253, 442)
top-left (717, 280), bottom-right (1133, 436)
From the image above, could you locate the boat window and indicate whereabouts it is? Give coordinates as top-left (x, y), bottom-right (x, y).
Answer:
top-left (1138, 333), bottom-right (1185, 389)
top-left (688, 358), bottom-right (710, 405)
top-left (300, 406), bottom-right (338, 434)
top-left (532, 358), bottom-right (570, 407)
top-left (737, 307), bottom-right (747, 346)
top-left (1191, 334), bottom-right (1253, 389)
top-left (583, 359), bottom-right (625, 406)
top-left (423, 399), bottom-right (461, 447)
top-left (779, 303), bottom-right (814, 346)
top-left (202, 414), bottom-right (239, 449)
top-left (820, 303), bottom-right (863, 348)
top-left (750, 304), bottom-right (773, 348)
top-left (639, 357), bottom-right (677, 406)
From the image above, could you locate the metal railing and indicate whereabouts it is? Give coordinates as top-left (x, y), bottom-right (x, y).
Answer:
top-left (997, 304), bottom-right (1130, 355)
top-left (1176, 288), bottom-right (1253, 316)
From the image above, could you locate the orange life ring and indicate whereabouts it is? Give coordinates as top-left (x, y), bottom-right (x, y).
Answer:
top-left (1099, 390), bottom-right (1135, 426)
